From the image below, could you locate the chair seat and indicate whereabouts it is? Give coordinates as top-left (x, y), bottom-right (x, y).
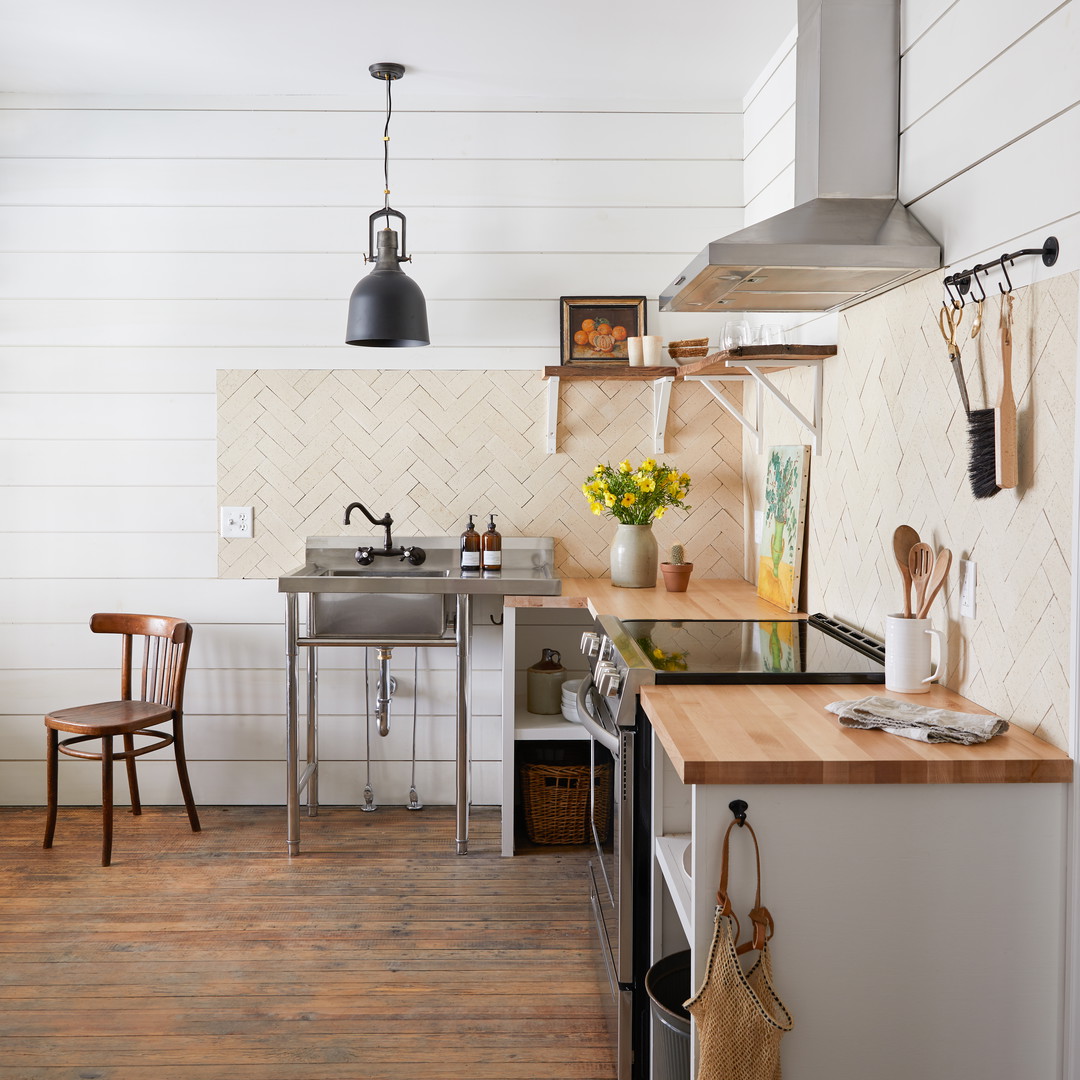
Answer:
top-left (45, 700), bottom-right (174, 736)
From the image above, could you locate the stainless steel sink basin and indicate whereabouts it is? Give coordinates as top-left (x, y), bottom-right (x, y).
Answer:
top-left (311, 588), bottom-right (449, 638)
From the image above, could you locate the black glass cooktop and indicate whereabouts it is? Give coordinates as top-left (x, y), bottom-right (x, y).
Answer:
top-left (618, 615), bottom-right (885, 684)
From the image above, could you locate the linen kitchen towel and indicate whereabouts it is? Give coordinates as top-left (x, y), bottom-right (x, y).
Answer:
top-left (825, 695), bottom-right (1009, 745)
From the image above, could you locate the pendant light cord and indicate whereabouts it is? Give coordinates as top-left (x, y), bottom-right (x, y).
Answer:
top-left (382, 74), bottom-right (393, 225)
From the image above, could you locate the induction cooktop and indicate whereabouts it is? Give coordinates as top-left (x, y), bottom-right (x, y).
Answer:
top-left (618, 613), bottom-right (885, 683)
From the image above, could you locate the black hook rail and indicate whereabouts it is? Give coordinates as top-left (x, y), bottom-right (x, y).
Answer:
top-left (943, 236), bottom-right (1059, 306)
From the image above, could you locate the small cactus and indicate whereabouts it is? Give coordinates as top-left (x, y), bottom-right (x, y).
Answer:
top-left (669, 543), bottom-right (685, 566)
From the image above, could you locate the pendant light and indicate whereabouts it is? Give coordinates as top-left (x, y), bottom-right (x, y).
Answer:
top-left (346, 62), bottom-right (430, 348)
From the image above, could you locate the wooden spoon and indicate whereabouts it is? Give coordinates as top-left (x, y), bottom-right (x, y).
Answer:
top-left (893, 526), bottom-right (920, 617)
top-left (916, 548), bottom-right (952, 620)
top-left (908, 542), bottom-right (935, 619)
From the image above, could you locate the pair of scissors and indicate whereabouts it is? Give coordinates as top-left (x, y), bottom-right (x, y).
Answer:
top-left (938, 300), bottom-right (971, 415)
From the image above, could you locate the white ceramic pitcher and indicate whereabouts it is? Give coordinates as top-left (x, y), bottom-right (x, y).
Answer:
top-left (884, 614), bottom-right (947, 694)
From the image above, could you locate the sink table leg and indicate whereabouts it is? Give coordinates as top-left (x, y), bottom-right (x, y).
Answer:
top-left (286, 592), bottom-right (301, 855)
top-left (456, 592), bottom-right (471, 855)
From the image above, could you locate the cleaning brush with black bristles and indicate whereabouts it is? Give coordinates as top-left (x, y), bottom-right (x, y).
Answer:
top-left (968, 291), bottom-right (1017, 499)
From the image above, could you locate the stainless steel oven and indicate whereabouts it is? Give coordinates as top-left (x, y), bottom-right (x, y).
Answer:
top-left (576, 612), bottom-right (886, 1080)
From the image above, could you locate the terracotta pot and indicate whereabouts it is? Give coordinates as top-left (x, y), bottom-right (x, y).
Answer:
top-left (610, 524), bottom-right (658, 588)
top-left (660, 562), bottom-right (694, 592)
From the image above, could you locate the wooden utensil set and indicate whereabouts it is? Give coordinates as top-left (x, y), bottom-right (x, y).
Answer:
top-left (893, 525), bottom-right (951, 619)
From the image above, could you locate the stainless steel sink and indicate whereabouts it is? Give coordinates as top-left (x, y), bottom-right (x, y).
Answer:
top-left (278, 535), bottom-right (558, 641)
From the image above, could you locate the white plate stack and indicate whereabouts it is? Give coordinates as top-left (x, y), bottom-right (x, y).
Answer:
top-left (561, 679), bottom-right (583, 723)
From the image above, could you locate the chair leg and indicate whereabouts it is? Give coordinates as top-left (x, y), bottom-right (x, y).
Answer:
top-left (43, 726), bottom-right (59, 849)
top-left (173, 728), bottom-right (201, 833)
top-left (123, 733), bottom-right (141, 816)
top-left (102, 735), bottom-right (114, 867)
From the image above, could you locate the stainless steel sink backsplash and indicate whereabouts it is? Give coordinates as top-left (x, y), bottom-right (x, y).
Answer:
top-left (217, 369), bottom-right (744, 582)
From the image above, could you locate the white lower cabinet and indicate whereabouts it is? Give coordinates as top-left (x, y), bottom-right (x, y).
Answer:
top-left (651, 730), bottom-right (1069, 1080)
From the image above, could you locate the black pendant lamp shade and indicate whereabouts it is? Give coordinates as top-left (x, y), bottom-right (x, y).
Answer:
top-left (346, 210), bottom-right (430, 347)
top-left (346, 63), bottom-right (430, 348)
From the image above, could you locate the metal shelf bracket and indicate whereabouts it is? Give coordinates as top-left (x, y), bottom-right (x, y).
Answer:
top-left (544, 373), bottom-right (675, 454)
top-left (686, 357), bottom-right (824, 455)
top-left (545, 376), bottom-right (559, 453)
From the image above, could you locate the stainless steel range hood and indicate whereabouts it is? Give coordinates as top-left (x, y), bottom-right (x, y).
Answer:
top-left (660, 0), bottom-right (941, 314)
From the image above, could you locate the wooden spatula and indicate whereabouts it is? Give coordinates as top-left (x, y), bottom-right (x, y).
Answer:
top-left (893, 526), bottom-right (920, 617)
top-left (908, 542), bottom-right (935, 619)
top-left (916, 548), bottom-right (952, 620)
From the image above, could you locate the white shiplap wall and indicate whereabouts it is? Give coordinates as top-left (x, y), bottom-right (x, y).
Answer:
top-left (0, 95), bottom-right (744, 806)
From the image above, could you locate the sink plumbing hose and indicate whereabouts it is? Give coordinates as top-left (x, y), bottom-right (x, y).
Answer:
top-left (362, 649), bottom-right (377, 812)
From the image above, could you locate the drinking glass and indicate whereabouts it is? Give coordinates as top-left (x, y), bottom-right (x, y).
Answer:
top-left (720, 321), bottom-right (751, 350)
top-left (755, 323), bottom-right (786, 346)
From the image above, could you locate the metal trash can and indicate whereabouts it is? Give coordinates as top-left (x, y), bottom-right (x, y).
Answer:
top-left (645, 949), bottom-right (691, 1079)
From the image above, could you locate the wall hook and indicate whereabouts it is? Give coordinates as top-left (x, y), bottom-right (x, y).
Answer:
top-left (999, 254), bottom-right (1015, 295)
top-left (729, 799), bottom-right (748, 826)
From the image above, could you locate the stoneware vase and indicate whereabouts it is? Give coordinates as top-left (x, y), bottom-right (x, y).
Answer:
top-left (610, 523), bottom-right (658, 588)
top-left (660, 562), bottom-right (694, 592)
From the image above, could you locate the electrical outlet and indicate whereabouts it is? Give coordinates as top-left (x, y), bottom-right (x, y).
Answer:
top-left (220, 506), bottom-right (253, 539)
top-left (754, 511), bottom-right (764, 545)
top-left (959, 559), bottom-right (976, 618)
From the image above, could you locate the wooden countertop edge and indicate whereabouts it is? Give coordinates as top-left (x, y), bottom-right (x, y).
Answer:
top-left (505, 578), bottom-right (802, 621)
top-left (641, 683), bottom-right (1073, 786)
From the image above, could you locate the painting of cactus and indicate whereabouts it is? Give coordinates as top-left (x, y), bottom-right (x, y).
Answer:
top-left (756, 445), bottom-right (810, 612)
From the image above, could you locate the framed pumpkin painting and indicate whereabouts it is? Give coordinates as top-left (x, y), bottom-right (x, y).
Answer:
top-left (560, 296), bottom-right (646, 364)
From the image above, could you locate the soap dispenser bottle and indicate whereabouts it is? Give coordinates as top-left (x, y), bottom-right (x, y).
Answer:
top-left (481, 514), bottom-right (502, 571)
top-left (459, 515), bottom-right (481, 571)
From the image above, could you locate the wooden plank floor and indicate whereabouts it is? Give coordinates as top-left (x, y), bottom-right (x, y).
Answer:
top-left (0, 805), bottom-right (616, 1080)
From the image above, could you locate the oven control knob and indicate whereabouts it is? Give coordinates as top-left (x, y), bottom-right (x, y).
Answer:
top-left (598, 670), bottom-right (622, 697)
top-left (598, 637), bottom-right (615, 662)
top-left (580, 632), bottom-right (601, 658)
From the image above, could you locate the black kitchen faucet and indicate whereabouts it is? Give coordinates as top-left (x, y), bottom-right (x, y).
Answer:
top-left (343, 501), bottom-right (426, 565)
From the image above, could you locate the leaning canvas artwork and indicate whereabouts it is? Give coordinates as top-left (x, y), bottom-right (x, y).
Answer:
top-left (757, 445), bottom-right (810, 612)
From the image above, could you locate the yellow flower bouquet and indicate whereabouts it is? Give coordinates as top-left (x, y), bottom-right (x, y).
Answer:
top-left (581, 459), bottom-right (691, 526)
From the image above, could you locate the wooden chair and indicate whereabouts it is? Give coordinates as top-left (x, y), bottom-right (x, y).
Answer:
top-left (43, 613), bottom-right (201, 866)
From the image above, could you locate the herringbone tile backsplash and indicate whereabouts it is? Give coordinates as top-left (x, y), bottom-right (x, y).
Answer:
top-left (218, 370), bottom-right (744, 582)
top-left (744, 273), bottom-right (1078, 749)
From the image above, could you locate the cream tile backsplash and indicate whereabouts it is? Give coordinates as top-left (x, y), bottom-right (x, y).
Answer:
top-left (218, 370), bottom-right (745, 583)
top-left (744, 273), bottom-right (1078, 749)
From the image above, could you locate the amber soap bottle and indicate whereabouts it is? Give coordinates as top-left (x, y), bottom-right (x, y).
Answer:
top-left (481, 514), bottom-right (502, 571)
top-left (459, 515), bottom-right (481, 571)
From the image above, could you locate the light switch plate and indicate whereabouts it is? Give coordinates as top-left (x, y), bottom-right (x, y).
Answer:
top-left (220, 506), bottom-right (253, 538)
top-left (959, 558), bottom-right (976, 618)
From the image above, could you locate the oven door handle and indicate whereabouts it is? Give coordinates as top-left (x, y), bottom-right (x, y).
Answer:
top-left (576, 675), bottom-right (620, 753)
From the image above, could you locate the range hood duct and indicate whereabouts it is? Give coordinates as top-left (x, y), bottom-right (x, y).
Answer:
top-left (660, 0), bottom-right (941, 314)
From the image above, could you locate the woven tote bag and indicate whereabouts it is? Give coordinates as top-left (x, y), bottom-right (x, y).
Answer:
top-left (686, 820), bottom-right (793, 1080)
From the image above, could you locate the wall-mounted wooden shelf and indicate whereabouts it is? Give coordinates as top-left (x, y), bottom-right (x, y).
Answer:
top-left (542, 345), bottom-right (838, 455)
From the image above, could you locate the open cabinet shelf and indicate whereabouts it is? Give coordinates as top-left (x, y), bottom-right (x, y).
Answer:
top-left (542, 345), bottom-right (837, 455)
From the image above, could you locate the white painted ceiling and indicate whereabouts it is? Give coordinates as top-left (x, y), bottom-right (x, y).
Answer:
top-left (0, 0), bottom-right (796, 106)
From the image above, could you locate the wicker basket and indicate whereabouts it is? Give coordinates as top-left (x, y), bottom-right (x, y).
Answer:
top-left (521, 762), bottom-right (612, 845)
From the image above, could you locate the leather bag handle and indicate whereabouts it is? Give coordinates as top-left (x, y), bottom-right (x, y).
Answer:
top-left (716, 819), bottom-right (775, 955)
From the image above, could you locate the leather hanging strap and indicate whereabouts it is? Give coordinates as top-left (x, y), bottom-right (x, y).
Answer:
top-left (716, 819), bottom-right (775, 954)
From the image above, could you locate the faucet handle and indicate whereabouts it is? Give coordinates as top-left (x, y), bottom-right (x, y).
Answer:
top-left (355, 546), bottom-right (375, 566)
top-left (399, 545), bottom-right (427, 566)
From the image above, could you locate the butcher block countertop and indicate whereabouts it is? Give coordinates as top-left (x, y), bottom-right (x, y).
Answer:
top-left (641, 682), bottom-right (1073, 786)
top-left (505, 577), bottom-right (797, 621)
